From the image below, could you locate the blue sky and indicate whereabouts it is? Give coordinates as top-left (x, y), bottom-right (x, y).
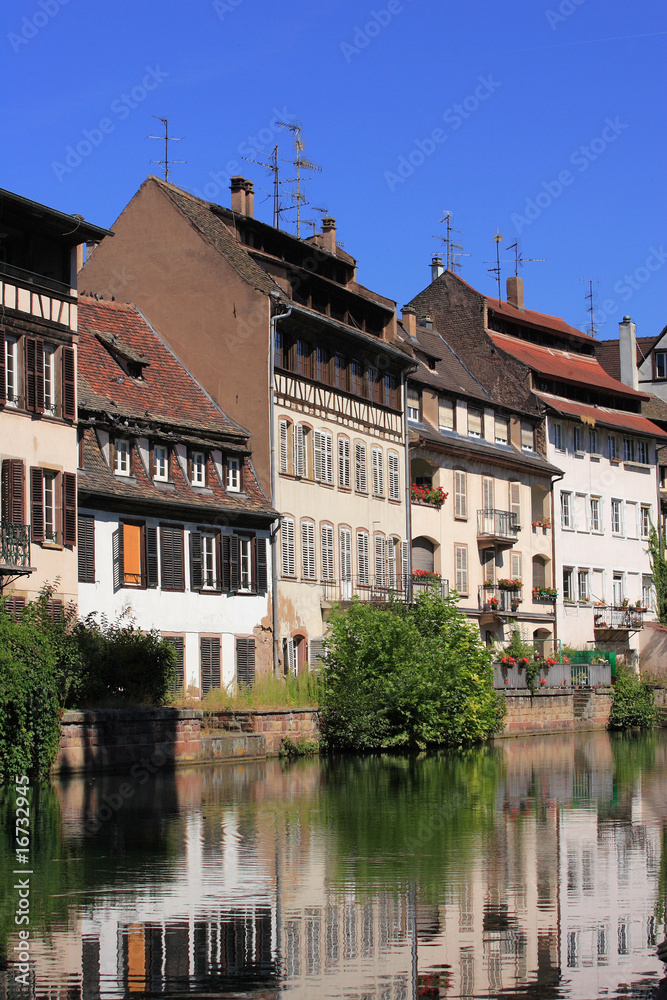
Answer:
top-left (2, 0), bottom-right (665, 341)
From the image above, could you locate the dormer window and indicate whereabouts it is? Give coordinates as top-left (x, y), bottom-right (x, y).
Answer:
top-left (191, 451), bottom-right (206, 486)
top-left (227, 457), bottom-right (241, 492)
top-left (114, 438), bottom-right (131, 476)
top-left (154, 444), bottom-right (169, 481)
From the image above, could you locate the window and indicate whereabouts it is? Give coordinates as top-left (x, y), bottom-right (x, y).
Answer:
top-left (114, 438), bottom-right (131, 476)
top-left (388, 451), bottom-right (400, 501)
top-left (296, 339), bottom-right (312, 377)
top-left (191, 451), bottom-right (206, 486)
top-left (374, 534), bottom-right (386, 586)
top-left (578, 569), bottom-right (590, 602)
top-left (281, 516), bottom-right (295, 577)
top-left (455, 544), bottom-right (468, 595)
top-left (189, 530), bottom-right (220, 591)
top-left (200, 637), bottom-right (221, 696)
top-left (192, 532), bottom-right (266, 593)
top-left (78, 514), bottom-right (95, 583)
top-left (338, 436), bottom-right (350, 489)
top-left (301, 520), bottom-right (316, 580)
top-left (5, 336), bottom-right (19, 406)
top-left (43, 470), bottom-right (58, 542)
top-left (227, 457), bottom-right (241, 492)
top-left (314, 430), bottom-right (333, 484)
top-left (454, 470), bottom-right (467, 519)
top-left (238, 536), bottom-right (252, 591)
top-left (494, 415), bottom-right (508, 445)
top-left (365, 364), bottom-right (378, 403)
top-left (154, 444), bottom-right (169, 481)
top-left (613, 573), bottom-right (624, 606)
top-left (387, 537), bottom-right (399, 588)
top-left (641, 504), bottom-right (651, 539)
top-left (295, 424), bottom-right (307, 478)
top-left (560, 491), bottom-right (572, 529)
top-left (383, 373), bottom-right (399, 409)
top-left (636, 439), bottom-right (649, 464)
top-left (30, 468), bottom-right (76, 547)
top-left (350, 359), bottom-right (363, 396)
top-left (608, 435), bottom-right (619, 461)
top-left (43, 345), bottom-right (56, 415)
top-left (554, 423), bottom-right (563, 451)
top-left (315, 346), bottom-right (329, 383)
top-left (160, 524), bottom-right (185, 591)
top-left (563, 567), bottom-right (574, 602)
top-left (279, 419), bottom-right (291, 474)
top-left (623, 438), bottom-right (635, 463)
top-left (590, 496), bottom-right (601, 532)
top-left (482, 476), bottom-right (494, 512)
top-left (643, 574), bottom-right (654, 610)
top-left (439, 397), bottom-right (455, 432)
top-left (321, 524), bottom-right (335, 581)
top-left (656, 352), bottom-right (667, 379)
top-left (357, 531), bottom-right (370, 586)
top-left (407, 386), bottom-right (420, 422)
top-left (467, 407), bottom-right (482, 438)
top-left (573, 425), bottom-right (583, 453)
top-left (334, 353), bottom-right (347, 391)
top-left (1, 458), bottom-right (25, 525)
top-left (236, 637), bottom-right (256, 687)
top-left (355, 442), bottom-right (367, 493)
top-left (611, 499), bottom-right (623, 535)
top-left (589, 428), bottom-right (600, 454)
top-left (521, 423), bottom-right (535, 452)
top-left (510, 551), bottom-right (522, 582)
top-left (340, 527), bottom-right (352, 587)
top-left (274, 329), bottom-right (284, 368)
top-left (113, 522), bottom-right (159, 591)
top-left (372, 447), bottom-right (384, 497)
top-left (509, 482), bottom-right (521, 526)
top-left (482, 547), bottom-right (495, 585)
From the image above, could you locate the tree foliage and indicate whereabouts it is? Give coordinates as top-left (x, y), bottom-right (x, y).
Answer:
top-left (320, 589), bottom-right (505, 750)
top-left (609, 667), bottom-right (658, 730)
top-left (647, 527), bottom-right (667, 625)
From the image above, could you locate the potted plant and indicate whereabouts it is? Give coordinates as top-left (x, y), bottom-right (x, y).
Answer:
top-left (498, 578), bottom-right (522, 591)
top-left (487, 596), bottom-right (499, 610)
top-left (410, 483), bottom-right (449, 508)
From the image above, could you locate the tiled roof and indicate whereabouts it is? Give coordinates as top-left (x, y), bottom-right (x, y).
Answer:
top-left (595, 336), bottom-right (659, 381)
top-left (403, 324), bottom-right (492, 403)
top-left (642, 393), bottom-right (667, 424)
top-left (486, 297), bottom-right (595, 345)
top-left (78, 297), bottom-right (248, 439)
top-left (534, 392), bottom-right (667, 439)
top-left (79, 428), bottom-right (275, 519)
top-left (411, 421), bottom-right (562, 476)
top-left (489, 332), bottom-right (649, 400)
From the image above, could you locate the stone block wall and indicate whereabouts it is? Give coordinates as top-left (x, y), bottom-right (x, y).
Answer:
top-left (499, 688), bottom-right (613, 737)
top-left (204, 708), bottom-right (320, 755)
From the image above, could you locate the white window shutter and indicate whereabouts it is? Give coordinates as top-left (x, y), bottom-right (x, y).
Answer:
top-left (321, 524), bottom-right (334, 580)
top-left (281, 516), bottom-right (295, 576)
top-left (338, 437), bottom-right (350, 488)
top-left (509, 482), bottom-right (521, 522)
top-left (482, 476), bottom-right (494, 512)
top-left (279, 419), bottom-right (289, 474)
top-left (324, 433), bottom-right (333, 484)
top-left (510, 551), bottom-right (522, 581)
top-left (313, 430), bottom-right (323, 482)
top-left (455, 471), bottom-right (467, 518)
top-left (455, 545), bottom-right (468, 594)
top-left (301, 520), bottom-right (315, 579)
top-left (357, 531), bottom-right (369, 584)
top-left (295, 424), bottom-right (305, 477)
top-left (387, 539), bottom-right (397, 587)
top-left (401, 539), bottom-right (409, 587)
top-left (374, 534), bottom-right (385, 584)
top-left (355, 443), bottom-right (367, 493)
top-left (340, 528), bottom-right (352, 581)
top-left (388, 451), bottom-right (400, 501)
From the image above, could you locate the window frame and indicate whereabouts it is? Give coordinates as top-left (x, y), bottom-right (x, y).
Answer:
top-left (641, 504), bottom-right (651, 540)
top-left (153, 443), bottom-right (169, 482)
top-left (227, 456), bottom-right (241, 492)
top-left (191, 450), bottom-right (207, 487)
top-left (114, 438), bottom-right (131, 477)
top-left (560, 491), bottom-right (572, 530)
top-left (388, 450), bottom-right (400, 501)
top-left (611, 498), bottom-right (623, 536)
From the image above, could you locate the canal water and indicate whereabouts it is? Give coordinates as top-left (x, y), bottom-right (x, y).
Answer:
top-left (1, 731), bottom-right (665, 999)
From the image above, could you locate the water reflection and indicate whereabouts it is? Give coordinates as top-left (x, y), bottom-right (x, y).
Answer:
top-left (0, 731), bottom-right (665, 999)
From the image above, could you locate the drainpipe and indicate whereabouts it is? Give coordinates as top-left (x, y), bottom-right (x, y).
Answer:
top-left (550, 471), bottom-right (564, 649)
top-left (269, 296), bottom-right (292, 676)
top-left (403, 366), bottom-right (417, 599)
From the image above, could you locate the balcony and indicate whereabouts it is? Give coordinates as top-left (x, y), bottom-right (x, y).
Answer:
top-left (478, 585), bottom-right (522, 614)
top-left (321, 575), bottom-right (449, 605)
top-left (0, 521), bottom-right (33, 577)
top-left (594, 605), bottom-right (645, 635)
top-left (0, 260), bottom-right (71, 296)
top-left (477, 509), bottom-right (519, 545)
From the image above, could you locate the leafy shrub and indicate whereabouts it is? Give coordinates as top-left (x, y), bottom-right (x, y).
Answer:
top-left (320, 589), bottom-right (505, 751)
top-left (609, 668), bottom-right (657, 730)
top-left (279, 736), bottom-right (319, 757)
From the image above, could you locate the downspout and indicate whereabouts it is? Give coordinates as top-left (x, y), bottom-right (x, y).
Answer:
top-left (269, 297), bottom-right (292, 677)
top-left (550, 470), bottom-right (564, 648)
top-left (403, 371), bottom-right (413, 601)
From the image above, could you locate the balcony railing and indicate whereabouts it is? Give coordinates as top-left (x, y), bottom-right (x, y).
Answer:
top-left (0, 260), bottom-right (71, 295)
top-left (494, 660), bottom-right (611, 689)
top-left (0, 521), bottom-right (32, 573)
top-left (477, 509), bottom-right (519, 542)
top-left (478, 585), bottom-right (522, 613)
top-left (593, 606), bottom-right (645, 631)
top-left (321, 575), bottom-right (449, 604)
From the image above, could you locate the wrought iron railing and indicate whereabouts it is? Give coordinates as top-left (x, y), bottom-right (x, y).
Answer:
top-left (477, 509), bottom-right (519, 540)
top-left (593, 606), bottom-right (645, 630)
top-left (0, 521), bottom-right (31, 570)
top-left (321, 575), bottom-right (449, 604)
top-left (478, 585), bottom-right (522, 613)
top-left (494, 659), bottom-right (611, 689)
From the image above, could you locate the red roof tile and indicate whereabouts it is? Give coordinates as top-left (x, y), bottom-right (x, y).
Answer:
top-left (486, 297), bottom-right (595, 344)
top-left (489, 332), bottom-right (648, 400)
top-left (534, 393), bottom-right (667, 439)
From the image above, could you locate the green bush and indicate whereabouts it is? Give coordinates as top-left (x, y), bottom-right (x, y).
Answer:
top-left (609, 668), bottom-right (657, 730)
top-left (320, 589), bottom-right (505, 751)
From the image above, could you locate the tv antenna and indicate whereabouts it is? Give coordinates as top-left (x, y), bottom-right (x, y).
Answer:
top-left (243, 145), bottom-right (282, 227)
top-left (581, 278), bottom-right (600, 337)
top-left (484, 232), bottom-right (505, 301)
top-left (485, 235), bottom-right (546, 302)
top-left (505, 241), bottom-right (546, 276)
top-left (276, 120), bottom-right (321, 237)
top-left (433, 211), bottom-right (470, 271)
top-left (148, 116), bottom-right (185, 183)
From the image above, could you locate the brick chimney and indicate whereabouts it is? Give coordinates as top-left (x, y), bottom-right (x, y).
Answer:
top-left (230, 176), bottom-right (247, 214)
top-left (401, 307), bottom-right (417, 336)
top-left (618, 315), bottom-right (639, 390)
top-left (506, 275), bottom-right (524, 310)
top-left (321, 217), bottom-right (336, 254)
top-left (243, 179), bottom-right (255, 218)
top-left (431, 255), bottom-right (444, 282)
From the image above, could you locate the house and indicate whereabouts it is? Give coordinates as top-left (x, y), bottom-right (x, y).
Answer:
top-left (399, 305), bottom-right (562, 648)
top-left (0, 186), bottom-right (110, 614)
top-left (76, 295), bottom-right (276, 695)
top-left (79, 176), bottom-right (415, 673)
top-left (407, 268), bottom-right (666, 660)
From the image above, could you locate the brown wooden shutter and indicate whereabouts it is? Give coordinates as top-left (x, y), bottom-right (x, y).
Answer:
top-left (145, 525), bottom-right (159, 588)
top-left (112, 526), bottom-right (124, 591)
top-left (25, 338), bottom-right (36, 412)
top-left (62, 472), bottom-right (76, 546)
top-left (2, 459), bottom-right (25, 524)
top-left (160, 525), bottom-right (185, 591)
top-left (62, 346), bottom-right (75, 420)
top-left (200, 637), bottom-right (221, 696)
top-left (190, 531), bottom-right (203, 591)
top-left (30, 467), bottom-right (44, 542)
top-left (236, 637), bottom-right (256, 687)
top-left (164, 636), bottom-right (184, 694)
top-left (77, 513), bottom-right (95, 583)
top-left (0, 328), bottom-right (6, 406)
top-left (4, 596), bottom-right (26, 619)
top-left (254, 536), bottom-right (267, 593)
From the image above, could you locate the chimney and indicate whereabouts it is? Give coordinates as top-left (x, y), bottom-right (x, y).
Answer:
top-left (243, 179), bottom-right (255, 218)
top-left (420, 314), bottom-right (434, 330)
top-left (506, 275), bottom-right (524, 310)
top-left (230, 176), bottom-right (247, 214)
top-left (431, 255), bottom-right (444, 282)
top-left (401, 307), bottom-right (417, 337)
top-left (321, 217), bottom-right (336, 254)
top-left (618, 315), bottom-right (639, 390)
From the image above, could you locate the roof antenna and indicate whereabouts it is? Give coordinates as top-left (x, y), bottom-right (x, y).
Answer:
top-left (276, 120), bottom-right (321, 238)
top-left (148, 116), bottom-right (185, 183)
top-left (484, 232), bottom-right (505, 301)
top-left (505, 241), bottom-right (546, 276)
top-left (243, 145), bottom-right (282, 227)
top-left (433, 211), bottom-right (470, 271)
top-left (580, 278), bottom-right (600, 337)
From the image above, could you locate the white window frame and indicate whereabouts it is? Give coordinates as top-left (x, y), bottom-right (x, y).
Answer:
top-left (192, 451), bottom-right (206, 486)
top-left (573, 425), bottom-right (583, 454)
top-left (577, 568), bottom-right (590, 602)
top-left (641, 504), bottom-right (651, 540)
top-left (43, 469), bottom-right (58, 543)
top-left (589, 428), bottom-right (600, 455)
top-left (589, 496), bottom-right (602, 533)
top-left (554, 422), bottom-right (564, 452)
top-left (563, 566), bottom-right (575, 602)
top-left (388, 450), bottom-right (400, 501)
top-left (202, 531), bottom-right (218, 590)
top-left (407, 387), bottom-right (420, 422)
top-left (43, 344), bottom-right (56, 415)
top-left (560, 491), bottom-right (572, 529)
top-left (227, 456), bottom-right (240, 492)
top-left (494, 415), bottom-right (508, 445)
top-left (154, 444), bottom-right (169, 482)
top-left (114, 438), bottom-right (131, 476)
top-left (239, 536), bottom-right (252, 591)
top-left (5, 336), bottom-right (19, 407)
top-left (611, 499), bottom-right (623, 536)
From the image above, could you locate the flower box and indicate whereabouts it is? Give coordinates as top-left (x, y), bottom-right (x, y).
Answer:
top-left (497, 578), bottom-right (522, 591)
top-left (532, 587), bottom-right (558, 601)
top-left (411, 484), bottom-right (449, 508)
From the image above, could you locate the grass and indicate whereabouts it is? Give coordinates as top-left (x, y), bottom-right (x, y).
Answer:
top-left (175, 671), bottom-right (322, 712)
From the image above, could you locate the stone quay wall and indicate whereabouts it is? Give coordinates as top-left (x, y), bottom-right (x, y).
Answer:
top-left (498, 688), bottom-right (613, 737)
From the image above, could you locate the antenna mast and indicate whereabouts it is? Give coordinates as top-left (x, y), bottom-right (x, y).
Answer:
top-left (433, 211), bottom-right (470, 271)
top-left (505, 241), bottom-right (546, 276)
top-left (243, 145), bottom-right (281, 227)
top-left (276, 121), bottom-right (321, 237)
top-left (148, 116), bottom-right (185, 183)
top-left (484, 232), bottom-right (505, 301)
top-left (485, 237), bottom-right (546, 302)
top-left (581, 278), bottom-right (600, 336)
